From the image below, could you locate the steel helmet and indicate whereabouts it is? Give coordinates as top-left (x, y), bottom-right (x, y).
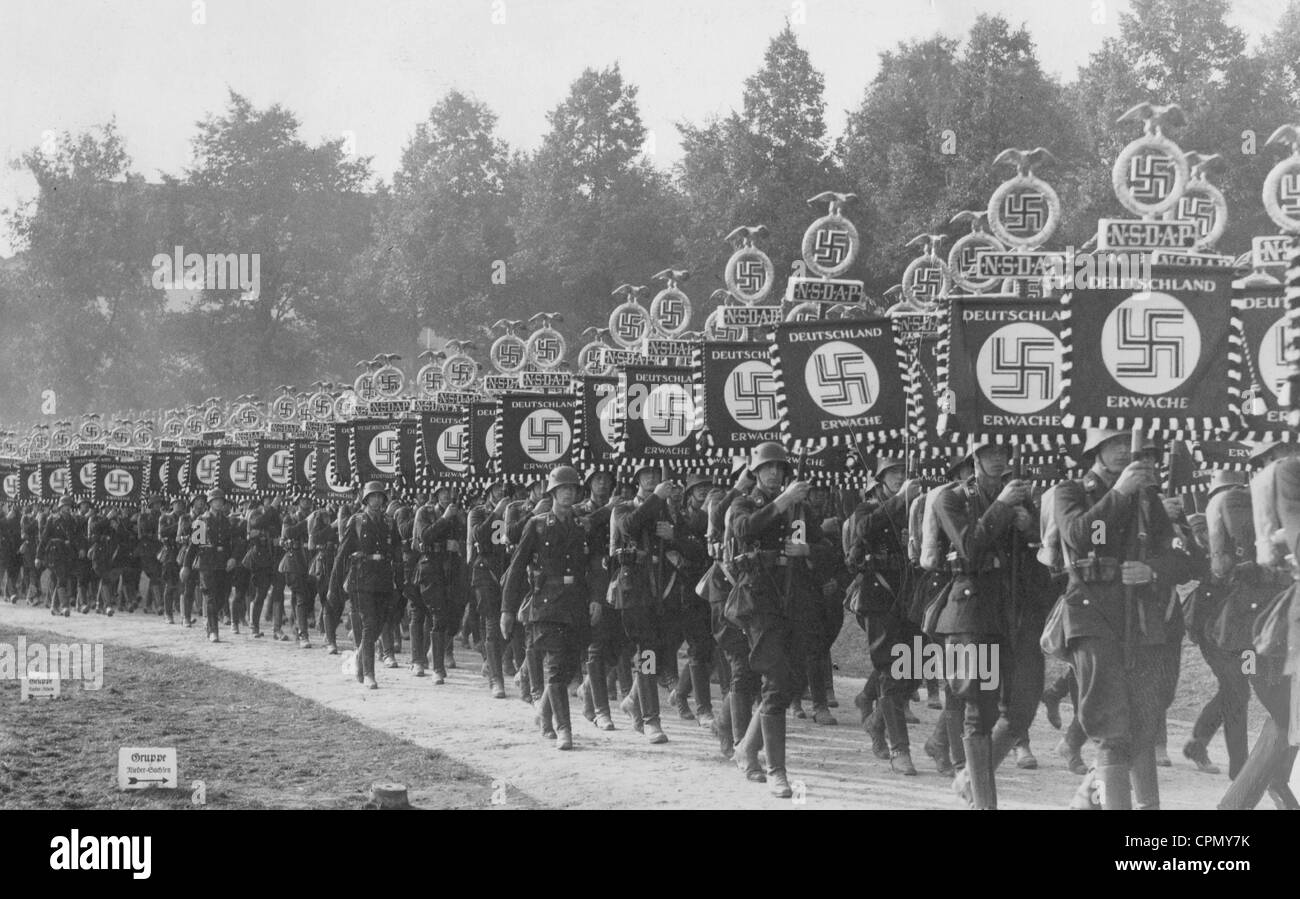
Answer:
top-left (632, 462), bottom-right (671, 483)
top-left (750, 442), bottom-right (789, 472)
top-left (874, 457), bottom-right (906, 478)
top-left (206, 487), bottom-right (226, 503)
top-left (545, 465), bottom-right (583, 494)
top-left (361, 480), bottom-right (388, 504)
top-left (1080, 429), bottom-right (1127, 459)
top-left (684, 472), bottom-right (714, 492)
top-left (59, 494), bottom-right (75, 508)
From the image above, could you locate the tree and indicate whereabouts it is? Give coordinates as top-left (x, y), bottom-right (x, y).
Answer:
top-left (358, 90), bottom-right (513, 353)
top-left (510, 65), bottom-right (681, 331)
top-left (4, 121), bottom-right (170, 418)
top-left (169, 90), bottom-right (375, 395)
top-left (676, 25), bottom-right (840, 306)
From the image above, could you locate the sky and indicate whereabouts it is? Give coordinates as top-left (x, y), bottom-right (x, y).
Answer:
top-left (0, 0), bottom-right (1291, 255)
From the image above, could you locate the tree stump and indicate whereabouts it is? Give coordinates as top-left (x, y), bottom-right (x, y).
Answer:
top-left (367, 783), bottom-right (410, 809)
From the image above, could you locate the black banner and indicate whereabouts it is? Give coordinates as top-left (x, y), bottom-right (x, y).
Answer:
top-left (350, 419), bottom-right (400, 486)
top-left (188, 445), bottom-right (221, 493)
top-left (167, 451), bottom-right (186, 496)
top-left (938, 296), bottom-right (1067, 444)
top-left (694, 342), bottom-right (782, 455)
top-left (419, 410), bottom-right (469, 486)
top-left (497, 394), bottom-right (578, 483)
top-left (1061, 264), bottom-right (1239, 432)
top-left (148, 452), bottom-right (170, 497)
top-left (40, 462), bottom-right (70, 502)
top-left (397, 420), bottom-right (419, 488)
top-left (18, 463), bottom-right (38, 501)
top-left (95, 460), bottom-right (143, 504)
top-left (256, 438), bottom-right (297, 494)
top-left (69, 455), bottom-right (99, 499)
top-left (617, 366), bottom-right (701, 468)
top-left (575, 376), bottom-right (618, 471)
top-left (219, 446), bottom-right (258, 496)
top-left (0, 465), bottom-right (17, 501)
top-left (771, 318), bottom-right (908, 449)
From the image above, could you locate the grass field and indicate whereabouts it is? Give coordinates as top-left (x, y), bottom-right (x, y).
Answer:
top-left (0, 624), bottom-right (504, 810)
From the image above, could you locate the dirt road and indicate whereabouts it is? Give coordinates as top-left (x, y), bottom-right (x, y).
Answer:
top-left (1, 603), bottom-right (1287, 809)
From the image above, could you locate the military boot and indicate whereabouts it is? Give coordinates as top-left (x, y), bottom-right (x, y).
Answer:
top-left (762, 713), bottom-right (792, 798)
top-left (430, 632), bottom-right (447, 685)
top-left (715, 692), bottom-right (734, 758)
top-left (962, 735), bottom-right (996, 810)
top-left (733, 699), bottom-right (765, 783)
top-left (864, 706), bottom-right (890, 760)
top-left (1131, 747), bottom-right (1161, 810)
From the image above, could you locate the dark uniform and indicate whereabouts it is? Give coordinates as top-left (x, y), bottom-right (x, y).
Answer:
top-left (1056, 466), bottom-right (1189, 809)
top-left (281, 505), bottom-right (315, 646)
top-left (417, 499), bottom-right (467, 679)
top-left (610, 488), bottom-right (676, 739)
top-left (468, 491), bottom-right (510, 697)
top-left (310, 509), bottom-right (343, 652)
top-left (330, 503), bottom-right (404, 683)
top-left (157, 503), bottom-right (185, 623)
top-left (246, 505), bottom-right (280, 638)
top-left (502, 499), bottom-right (596, 742)
top-left (850, 479), bottom-right (921, 767)
top-left (138, 501), bottom-right (164, 612)
top-left (37, 500), bottom-right (82, 615)
top-left (665, 488), bottom-right (714, 723)
top-left (195, 501), bottom-right (241, 641)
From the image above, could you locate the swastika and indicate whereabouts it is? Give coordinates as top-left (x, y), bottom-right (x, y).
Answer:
top-left (734, 258), bottom-right (767, 294)
top-left (446, 360), bottom-right (476, 386)
top-left (811, 227), bottom-right (851, 268)
top-left (1116, 307), bottom-right (1185, 379)
top-left (303, 449), bottom-right (317, 482)
top-left (267, 449), bottom-right (292, 484)
top-left (814, 351), bottom-right (873, 408)
top-left (356, 375), bottom-right (378, 401)
top-left (204, 408), bottom-right (223, 428)
top-left (913, 263), bottom-right (944, 298)
top-left (196, 454), bottom-right (218, 486)
top-left (727, 366), bottom-right (777, 424)
top-left (310, 395), bottom-right (333, 419)
top-left (1127, 154), bottom-right (1176, 203)
top-left (496, 342), bottom-right (524, 369)
top-left (438, 425), bottom-right (468, 472)
top-left (653, 297), bottom-right (687, 332)
top-left (376, 371), bottom-right (403, 395)
top-left (231, 455), bottom-right (257, 489)
top-left (1177, 195), bottom-right (1216, 238)
top-left (369, 431), bottom-right (399, 473)
top-left (644, 385), bottom-right (692, 446)
top-left (105, 468), bottom-right (134, 497)
top-left (79, 463), bottom-right (96, 489)
top-left (990, 335), bottom-right (1056, 401)
top-left (612, 308), bottom-right (646, 343)
top-left (523, 411), bottom-right (570, 462)
top-left (274, 397), bottom-right (296, 419)
top-left (1000, 191), bottom-right (1048, 235)
top-left (49, 468), bottom-right (69, 494)
top-left (531, 336), bottom-right (562, 364)
top-left (1279, 173), bottom-right (1300, 215)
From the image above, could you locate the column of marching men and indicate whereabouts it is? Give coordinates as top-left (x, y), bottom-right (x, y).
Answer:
top-left (1, 432), bottom-right (1297, 809)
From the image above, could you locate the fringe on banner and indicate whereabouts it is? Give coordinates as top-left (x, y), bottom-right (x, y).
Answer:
top-left (572, 378), bottom-right (619, 474)
top-left (1058, 285), bottom-right (1243, 436)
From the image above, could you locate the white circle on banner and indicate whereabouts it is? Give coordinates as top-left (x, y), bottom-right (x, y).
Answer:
top-left (78, 462), bottom-right (96, 490)
top-left (104, 468), bottom-right (134, 498)
top-left (723, 360), bottom-right (780, 431)
top-left (596, 387), bottom-right (619, 446)
top-left (49, 468), bottom-right (69, 495)
top-left (196, 453), bottom-right (219, 486)
top-left (976, 323), bottom-right (1064, 414)
top-left (437, 425), bottom-right (469, 473)
top-left (520, 410), bottom-right (572, 463)
top-left (804, 341), bottom-right (880, 418)
top-left (303, 449), bottom-right (317, 483)
top-left (1100, 292), bottom-right (1201, 395)
top-left (3, 474), bottom-right (16, 498)
top-left (643, 384), bottom-right (694, 447)
top-left (27, 472), bottom-right (41, 495)
top-left (229, 455), bottom-right (257, 490)
top-left (267, 449), bottom-right (293, 485)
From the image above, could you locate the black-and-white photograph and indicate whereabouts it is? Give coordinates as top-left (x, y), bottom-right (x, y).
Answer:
top-left (2, 0), bottom-right (1299, 868)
